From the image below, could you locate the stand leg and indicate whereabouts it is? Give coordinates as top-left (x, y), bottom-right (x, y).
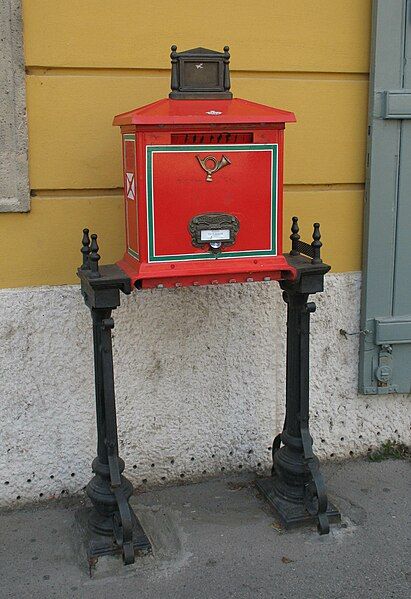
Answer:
top-left (77, 232), bottom-right (151, 566)
top-left (256, 278), bottom-right (340, 533)
top-left (85, 307), bottom-right (151, 564)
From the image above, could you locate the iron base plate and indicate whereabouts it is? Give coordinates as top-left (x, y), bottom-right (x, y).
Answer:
top-left (256, 476), bottom-right (341, 529)
top-left (75, 507), bottom-right (152, 561)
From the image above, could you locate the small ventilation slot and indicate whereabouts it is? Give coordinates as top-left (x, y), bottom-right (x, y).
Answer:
top-left (171, 132), bottom-right (253, 144)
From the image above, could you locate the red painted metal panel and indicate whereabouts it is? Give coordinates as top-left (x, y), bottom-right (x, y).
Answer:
top-left (115, 98), bottom-right (295, 289)
top-left (122, 136), bottom-right (138, 257)
top-left (113, 98), bottom-right (296, 126)
top-left (151, 147), bottom-right (274, 258)
top-left (117, 254), bottom-right (296, 289)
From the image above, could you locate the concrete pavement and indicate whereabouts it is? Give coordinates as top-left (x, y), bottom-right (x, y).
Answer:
top-left (1, 459), bottom-right (409, 599)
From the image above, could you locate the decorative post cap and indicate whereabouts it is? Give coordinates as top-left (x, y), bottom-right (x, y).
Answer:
top-left (89, 233), bottom-right (101, 278)
top-left (290, 216), bottom-right (300, 256)
top-left (311, 223), bottom-right (323, 264)
top-left (80, 228), bottom-right (91, 270)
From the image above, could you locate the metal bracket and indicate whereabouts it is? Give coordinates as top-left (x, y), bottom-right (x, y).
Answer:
top-left (100, 317), bottom-right (135, 565)
top-left (375, 316), bottom-right (411, 345)
top-left (363, 316), bottom-right (411, 394)
top-left (369, 343), bottom-right (399, 394)
top-left (382, 90), bottom-right (411, 119)
top-left (374, 344), bottom-right (393, 384)
top-left (300, 425), bottom-right (330, 535)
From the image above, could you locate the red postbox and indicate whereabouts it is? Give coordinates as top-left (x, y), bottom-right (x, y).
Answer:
top-left (77, 48), bottom-right (337, 566)
top-left (113, 47), bottom-right (296, 289)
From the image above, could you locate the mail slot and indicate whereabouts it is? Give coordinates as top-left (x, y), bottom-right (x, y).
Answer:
top-left (113, 46), bottom-right (297, 289)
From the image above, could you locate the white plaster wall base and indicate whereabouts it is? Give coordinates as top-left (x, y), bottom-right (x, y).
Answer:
top-left (0, 273), bottom-right (409, 506)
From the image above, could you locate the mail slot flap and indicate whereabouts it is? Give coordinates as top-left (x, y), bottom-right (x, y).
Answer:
top-left (171, 133), bottom-right (253, 144)
top-left (382, 90), bottom-right (411, 119)
top-left (375, 316), bottom-right (411, 344)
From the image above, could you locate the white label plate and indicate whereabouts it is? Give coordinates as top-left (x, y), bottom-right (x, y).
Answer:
top-left (200, 229), bottom-right (230, 241)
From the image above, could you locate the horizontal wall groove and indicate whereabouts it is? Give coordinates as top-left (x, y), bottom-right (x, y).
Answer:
top-left (284, 183), bottom-right (364, 192)
top-left (31, 183), bottom-right (364, 199)
top-left (31, 188), bottom-right (123, 198)
top-left (26, 66), bottom-right (369, 81)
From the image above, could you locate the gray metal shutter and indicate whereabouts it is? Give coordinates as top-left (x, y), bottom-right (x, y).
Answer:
top-left (359, 0), bottom-right (411, 394)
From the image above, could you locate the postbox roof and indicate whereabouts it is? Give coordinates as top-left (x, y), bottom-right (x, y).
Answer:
top-left (113, 98), bottom-right (296, 126)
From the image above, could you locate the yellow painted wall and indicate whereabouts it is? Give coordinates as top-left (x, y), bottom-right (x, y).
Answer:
top-left (0, 0), bottom-right (371, 288)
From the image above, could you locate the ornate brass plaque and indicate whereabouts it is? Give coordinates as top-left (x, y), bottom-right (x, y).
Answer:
top-left (189, 212), bottom-right (240, 253)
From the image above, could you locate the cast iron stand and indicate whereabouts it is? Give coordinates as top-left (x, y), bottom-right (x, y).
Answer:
top-left (76, 217), bottom-right (339, 567)
top-left (256, 218), bottom-right (340, 533)
top-left (77, 230), bottom-right (151, 565)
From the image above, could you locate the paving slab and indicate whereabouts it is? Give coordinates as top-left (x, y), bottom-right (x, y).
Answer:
top-left (0, 459), bottom-right (410, 599)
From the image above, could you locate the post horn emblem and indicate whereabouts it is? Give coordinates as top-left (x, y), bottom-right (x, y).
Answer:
top-left (196, 154), bottom-right (231, 182)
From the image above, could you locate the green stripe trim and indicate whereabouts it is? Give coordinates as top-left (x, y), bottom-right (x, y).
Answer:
top-left (123, 134), bottom-right (135, 141)
top-left (148, 143), bottom-right (275, 152)
top-left (151, 249), bottom-right (277, 262)
top-left (146, 144), bottom-right (278, 263)
top-left (127, 247), bottom-right (139, 260)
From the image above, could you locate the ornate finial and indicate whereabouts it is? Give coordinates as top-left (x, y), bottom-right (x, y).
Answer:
top-left (170, 45), bottom-right (178, 92)
top-left (311, 223), bottom-right (322, 264)
top-left (80, 228), bottom-right (90, 270)
top-left (290, 216), bottom-right (300, 255)
top-left (89, 234), bottom-right (101, 277)
top-left (223, 46), bottom-right (231, 93)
